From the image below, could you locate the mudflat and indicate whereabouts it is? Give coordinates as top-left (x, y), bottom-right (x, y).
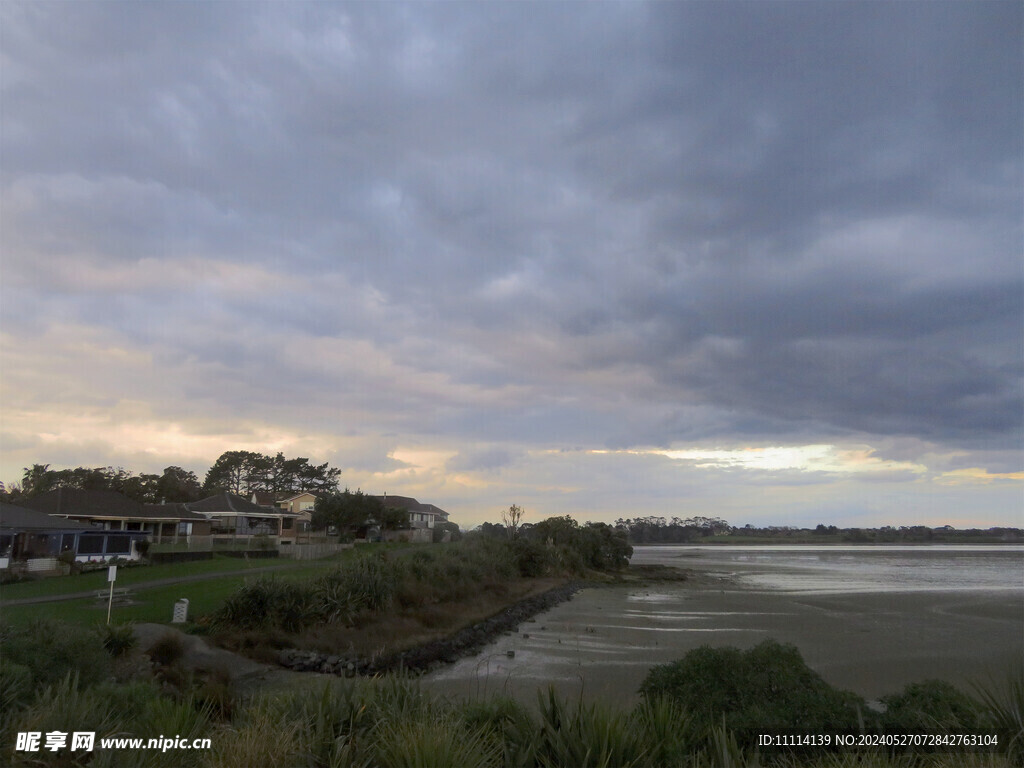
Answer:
top-left (422, 563), bottom-right (1024, 706)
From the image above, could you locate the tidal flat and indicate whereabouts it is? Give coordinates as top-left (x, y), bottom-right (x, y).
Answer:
top-left (422, 545), bottom-right (1024, 706)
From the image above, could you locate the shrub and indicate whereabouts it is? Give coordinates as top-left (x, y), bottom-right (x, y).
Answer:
top-left (374, 718), bottom-right (500, 768)
top-left (881, 680), bottom-right (983, 734)
top-left (512, 538), bottom-right (551, 577)
top-left (102, 622), bottom-right (138, 658)
top-left (7, 674), bottom-right (117, 758)
top-left (145, 632), bottom-right (185, 667)
top-left (639, 639), bottom-right (869, 749)
top-left (0, 657), bottom-right (33, 713)
top-left (57, 549), bottom-right (77, 567)
top-left (974, 667), bottom-right (1024, 764)
top-left (212, 577), bottom-right (318, 632)
top-left (0, 620), bottom-right (112, 691)
top-left (533, 687), bottom-right (648, 768)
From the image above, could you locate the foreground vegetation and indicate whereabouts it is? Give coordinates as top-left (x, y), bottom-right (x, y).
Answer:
top-left (205, 524), bottom-right (629, 660)
top-left (3, 525), bottom-right (1020, 766)
top-left (2, 619), bottom-right (1021, 767)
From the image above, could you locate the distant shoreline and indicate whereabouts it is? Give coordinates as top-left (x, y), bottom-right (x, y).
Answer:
top-left (631, 540), bottom-right (1024, 546)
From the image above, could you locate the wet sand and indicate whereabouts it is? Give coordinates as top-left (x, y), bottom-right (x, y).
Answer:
top-left (421, 560), bottom-right (1024, 706)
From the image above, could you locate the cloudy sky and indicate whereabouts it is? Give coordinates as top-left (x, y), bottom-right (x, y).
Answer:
top-left (2, 1), bottom-right (1021, 528)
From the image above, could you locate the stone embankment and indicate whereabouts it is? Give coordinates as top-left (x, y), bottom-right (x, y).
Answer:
top-left (277, 581), bottom-right (584, 677)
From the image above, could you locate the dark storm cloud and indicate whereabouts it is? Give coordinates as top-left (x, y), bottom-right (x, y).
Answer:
top-left (2, 1), bottom-right (1020, 459)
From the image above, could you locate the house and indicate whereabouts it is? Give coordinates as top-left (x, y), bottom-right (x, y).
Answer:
top-left (369, 495), bottom-right (451, 543)
top-left (371, 495), bottom-right (449, 530)
top-left (275, 492), bottom-right (318, 537)
top-left (20, 488), bottom-right (211, 543)
top-left (276, 491), bottom-right (318, 516)
top-left (185, 493), bottom-right (299, 544)
top-left (0, 501), bottom-right (147, 569)
top-left (246, 491), bottom-right (320, 538)
top-left (249, 491), bottom-right (280, 508)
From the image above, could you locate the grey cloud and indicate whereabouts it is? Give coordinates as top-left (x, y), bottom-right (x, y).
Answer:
top-left (446, 447), bottom-right (520, 473)
top-left (1, 1), bottom-right (1020, 467)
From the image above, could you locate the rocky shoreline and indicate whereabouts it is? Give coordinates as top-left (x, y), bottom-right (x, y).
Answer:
top-left (277, 580), bottom-right (586, 677)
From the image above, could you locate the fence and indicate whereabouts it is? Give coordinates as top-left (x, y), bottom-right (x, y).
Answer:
top-left (279, 542), bottom-right (354, 560)
top-left (149, 536), bottom-right (278, 554)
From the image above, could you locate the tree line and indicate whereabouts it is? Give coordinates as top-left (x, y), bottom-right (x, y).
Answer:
top-left (0, 450), bottom-right (342, 505)
top-left (613, 515), bottom-right (731, 544)
top-left (613, 516), bottom-right (1023, 543)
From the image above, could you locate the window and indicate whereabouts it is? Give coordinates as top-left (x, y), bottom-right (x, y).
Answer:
top-left (60, 534), bottom-right (76, 553)
top-left (78, 536), bottom-right (105, 554)
top-left (0, 534), bottom-right (12, 557)
top-left (105, 535), bottom-right (131, 554)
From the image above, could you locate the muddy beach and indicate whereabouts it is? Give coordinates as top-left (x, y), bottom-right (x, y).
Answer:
top-left (421, 547), bottom-right (1024, 706)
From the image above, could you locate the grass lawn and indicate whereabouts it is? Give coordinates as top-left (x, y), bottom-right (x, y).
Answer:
top-left (0, 545), bottom-right (403, 627)
top-left (0, 545), bottom-right (402, 602)
top-left (0, 557), bottom-right (376, 628)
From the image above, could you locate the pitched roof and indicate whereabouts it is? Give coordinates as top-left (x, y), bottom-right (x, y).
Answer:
top-left (141, 503), bottom-right (210, 522)
top-left (278, 491), bottom-right (319, 502)
top-left (250, 491), bottom-right (280, 506)
top-left (21, 489), bottom-right (145, 518)
top-left (186, 493), bottom-right (288, 516)
top-left (0, 502), bottom-right (97, 532)
top-left (372, 495), bottom-right (448, 517)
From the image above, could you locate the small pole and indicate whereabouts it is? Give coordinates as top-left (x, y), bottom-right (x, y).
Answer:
top-left (106, 564), bottom-right (117, 624)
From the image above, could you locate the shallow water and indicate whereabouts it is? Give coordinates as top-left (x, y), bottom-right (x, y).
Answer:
top-left (422, 545), bottom-right (1024, 704)
top-left (633, 544), bottom-right (1024, 594)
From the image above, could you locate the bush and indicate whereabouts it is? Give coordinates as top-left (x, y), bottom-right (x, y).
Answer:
top-left (974, 667), bottom-right (1024, 764)
top-left (146, 632), bottom-right (186, 668)
top-left (0, 620), bottom-right (112, 692)
top-left (639, 639), bottom-right (869, 749)
top-left (212, 578), bottom-right (318, 632)
top-left (881, 679), bottom-right (983, 734)
top-left (512, 538), bottom-right (551, 577)
top-left (102, 622), bottom-right (138, 658)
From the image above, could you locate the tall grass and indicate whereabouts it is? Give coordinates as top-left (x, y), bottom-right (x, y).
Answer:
top-left (210, 539), bottom-right (520, 633)
top-left (974, 667), bottom-right (1024, 765)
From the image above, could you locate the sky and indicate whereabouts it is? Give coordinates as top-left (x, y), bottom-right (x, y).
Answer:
top-left (1, 1), bottom-right (1021, 529)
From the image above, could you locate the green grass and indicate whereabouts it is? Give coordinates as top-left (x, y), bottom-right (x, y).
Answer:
top-left (0, 545), bottom-right (396, 603)
top-left (2, 567), bottom-right (351, 627)
top-left (0, 550), bottom-right (391, 628)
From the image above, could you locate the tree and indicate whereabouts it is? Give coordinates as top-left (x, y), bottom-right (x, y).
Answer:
top-left (203, 451), bottom-right (269, 496)
top-left (379, 505), bottom-right (410, 532)
top-left (21, 464), bottom-right (57, 497)
top-left (203, 450), bottom-right (341, 497)
top-left (432, 521), bottom-right (462, 543)
top-left (311, 490), bottom-right (383, 537)
top-left (501, 504), bottom-right (525, 541)
top-left (156, 466), bottom-right (202, 503)
top-left (530, 515), bottom-right (580, 546)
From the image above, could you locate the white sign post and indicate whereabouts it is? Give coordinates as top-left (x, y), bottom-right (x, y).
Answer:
top-left (106, 565), bottom-right (117, 624)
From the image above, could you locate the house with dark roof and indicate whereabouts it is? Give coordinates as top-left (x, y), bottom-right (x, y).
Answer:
top-left (249, 491), bottom-right (280, 507)
top-left (372, 495), bottom-right (449, 530)
top-left (368, 495), bottom-right (451, 543)
top-left (21, 489), bottom-right (211, 544)
top-left (185, 493), bottom-right (299, 544)
top-left (0, 501), bottom-right (147, 570)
